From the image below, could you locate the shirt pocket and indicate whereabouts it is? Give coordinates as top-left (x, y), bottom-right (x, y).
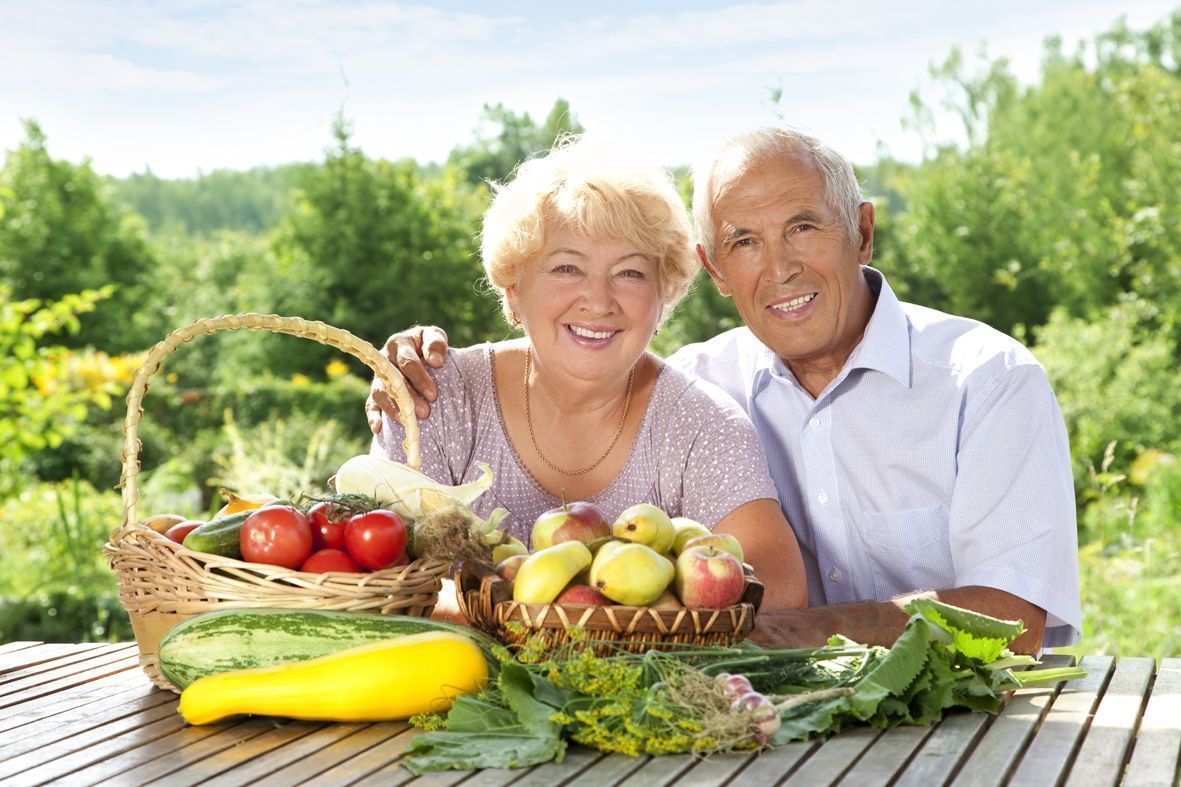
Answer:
top-left (859, 504), bottom-right (954, 598)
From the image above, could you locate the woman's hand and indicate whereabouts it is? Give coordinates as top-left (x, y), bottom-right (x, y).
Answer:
top-left (712, 498), bottom-right (809, 611)
top-left (367, 325), bottom-right (452, 433)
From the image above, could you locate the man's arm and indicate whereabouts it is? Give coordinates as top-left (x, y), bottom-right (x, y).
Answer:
top-left (751, 586), bottom-right (1047, 654)
top-left (366, 326), bottom-right (452, 432)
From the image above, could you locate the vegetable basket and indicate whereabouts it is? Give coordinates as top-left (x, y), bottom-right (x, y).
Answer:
top-left (104, 314), bottom-right (452, 690)
top-left (455, 562), bottom-right (763, 655)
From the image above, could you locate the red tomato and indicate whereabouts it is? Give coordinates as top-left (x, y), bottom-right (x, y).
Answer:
top-left (344, 510), bottom-right (407, 570)
top-left (240, 505), bottom-right (313, 569)
top-left (308, 501), bottom-right (348, 551)
top-left (300, 548), bottom-right (363, 573)
top-left (165, 521), bottom-right (202, 544)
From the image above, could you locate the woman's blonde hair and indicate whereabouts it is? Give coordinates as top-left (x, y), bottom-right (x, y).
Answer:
top-left (481, 136), bottom-right (697, 326)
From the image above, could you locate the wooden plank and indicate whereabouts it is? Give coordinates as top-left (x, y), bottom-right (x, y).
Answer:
top-left (673, 750), bottom-right (757, 785)
top-left (296, 724), bottom-right (423, 787)
top-left (731, 740), bottom-right (819, 784)
top-left (616, 752), bottom-right (699, 786)
top-left (1065, 656), bottom-right (1154, 787)
top-left (488, 745), bottom-right (604, 787)
top-left (0, 642), bottom-right (103, 675)
top-left (1006, 655), bottom-right (1112, 787)
top-left (565, 752), bottom-right (650, 785)
top-left (781, 726), bottom-right (879, 786)
top-left (296, 722), bottom-right (417, 785)
top-left (0, 684), bottom-right (174, 761)
top-left (895, 709), bottom-right (991, 786)
top-left (147, 720), bottom-right (322, 786)
top-left (0, 641), bottom-right (41, 658)
top-left (0, 647), bottom-right (141, 708)
top-left (1123, 658), bottom-right (1181, 787)
top-left (85, 716), bottom-right (284, 785)
top-left (242, 723), bottom-right (384, 787)
top-left (1, 707), bottom-right (187, 786)
top-left (951, 672), bottom-right (1066, 787)
top-left (839, 724), bottom-right (933, 785)
top-left (0, 667), bottom-right (146, 731)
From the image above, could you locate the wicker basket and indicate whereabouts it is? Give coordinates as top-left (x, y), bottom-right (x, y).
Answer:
top-left (105, 313), bottom-right (452, 691)
top-left (455, 562), bottom-right (763, 655)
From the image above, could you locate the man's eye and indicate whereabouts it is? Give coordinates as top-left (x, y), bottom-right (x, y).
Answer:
top-left (733, 237), bottom-right (755, 248)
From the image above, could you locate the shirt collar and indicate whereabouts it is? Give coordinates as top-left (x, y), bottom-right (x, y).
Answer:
top-left (750, 267), bottom-right (912, 395)
top-left (845, 267), bottom-right (912, 388)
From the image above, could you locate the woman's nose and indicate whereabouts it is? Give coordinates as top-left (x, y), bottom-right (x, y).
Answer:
top-left (580, 275), bottom-right (616, 313)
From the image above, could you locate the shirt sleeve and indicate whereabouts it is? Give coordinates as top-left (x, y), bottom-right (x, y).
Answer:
top-left (669, 379), bottom-right (781, 528)
top-left (949, 363), bottom-right (1082, 648)
top-left (369, 348), bottom-right (468, 486)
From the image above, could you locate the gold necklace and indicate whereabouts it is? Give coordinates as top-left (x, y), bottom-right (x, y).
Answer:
top-left (524, 347), bottom-right (635, 477)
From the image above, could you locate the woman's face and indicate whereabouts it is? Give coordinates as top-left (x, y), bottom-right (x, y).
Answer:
top-left (507, 226), bottom-right (662, 384)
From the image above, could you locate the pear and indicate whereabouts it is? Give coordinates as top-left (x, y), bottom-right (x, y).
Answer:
top-left (670, 517), bottom-right (713, 555)
top-left (590, 542), bottom-right (675, 607)
top-left (490, 536), bottom-right (528, 564)
top-left (682, 532), bottom-right (745, 564)
top-left (512, 541), bottom-right (593, 604)
top-left (612, 503), bottom-right (676, 554)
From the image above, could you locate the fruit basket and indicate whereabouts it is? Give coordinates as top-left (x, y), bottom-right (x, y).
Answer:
top-left (455, 562), bottom-right (764, 654)
top-left (104, 314), bottom-right (453, 690)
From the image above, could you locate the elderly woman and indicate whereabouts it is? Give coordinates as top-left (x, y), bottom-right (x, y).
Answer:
top-left (371, 138), bottom-right (807, 611)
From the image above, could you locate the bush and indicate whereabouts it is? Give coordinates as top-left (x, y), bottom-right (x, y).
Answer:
top-left (0, 589), bottom-right (132, 643)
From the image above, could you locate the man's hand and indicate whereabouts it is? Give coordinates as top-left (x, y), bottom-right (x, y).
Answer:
top-left (366, 326), bottom-right (451, 434)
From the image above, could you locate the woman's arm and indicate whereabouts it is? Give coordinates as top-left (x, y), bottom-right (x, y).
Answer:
top-left (713, 498), bottom-right (808, 611)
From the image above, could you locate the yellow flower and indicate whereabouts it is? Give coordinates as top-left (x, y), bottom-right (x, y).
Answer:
top-left (325, 359), bottom-right (350, 379)
top-left (291, 373), bottom-right (311, 386)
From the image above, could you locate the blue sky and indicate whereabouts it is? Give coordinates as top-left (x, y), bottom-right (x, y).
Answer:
top-left (1, 1), bottom-right (1177, 178)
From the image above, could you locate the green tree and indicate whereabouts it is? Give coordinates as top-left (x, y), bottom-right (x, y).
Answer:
top-left (0, 121), bottom-right (158, 353)
top-left (271, 115), bottom-right (502, 377)
top-left (448, 99), bottom-right (584, 186)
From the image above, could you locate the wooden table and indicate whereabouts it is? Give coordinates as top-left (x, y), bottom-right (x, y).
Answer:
top-left (0, 642), bottom-right (1177, 786)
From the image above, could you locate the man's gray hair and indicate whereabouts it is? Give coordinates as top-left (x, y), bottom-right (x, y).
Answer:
top-left (692, 126), bottom-right (866, 262)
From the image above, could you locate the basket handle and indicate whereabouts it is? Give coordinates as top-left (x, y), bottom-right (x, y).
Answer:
top-left (117, 313), bottom-right (420, 528)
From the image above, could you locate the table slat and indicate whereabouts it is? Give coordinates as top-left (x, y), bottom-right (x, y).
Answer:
top-left (1064, 656), bottom-right (1154, 787)
top-left (488, 745), bottom-right (604, 787)
top-left (781, 725), bottom-right (879, 786)
top-left (896, 709), bottom-right (991, 786)
top-left (617, 751), bottom-right (700, 786)
top-left (296, 722), bottom-right (417, 785)
top-left (839, 724), bottom-right (934, 785)
top-left (1007, 656), bottom-right (1113, 787)
top-left (951, 677), bottom-right (1063, 787)
top-left (1123, 658), bottom-right (1181, 787)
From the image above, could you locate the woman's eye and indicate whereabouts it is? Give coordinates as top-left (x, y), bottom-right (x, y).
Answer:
top-left (552, 264), bottom-right (579, 274)
top-left (618, 269), bottom-right (647, 280)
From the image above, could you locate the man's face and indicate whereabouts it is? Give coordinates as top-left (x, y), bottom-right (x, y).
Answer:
top-left (700, 152), bottom-right (875, 395)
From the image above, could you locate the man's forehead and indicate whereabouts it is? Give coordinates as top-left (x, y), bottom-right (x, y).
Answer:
top-left (713, 152), bottom-right (825, 219)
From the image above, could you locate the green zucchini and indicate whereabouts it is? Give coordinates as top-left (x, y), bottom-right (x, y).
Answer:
top-left (180, 510), bottom-right (252, 558)
top-left (157, 608), bottom-right (501, 689)
top-left (180, 500), bottom-right (293, 558)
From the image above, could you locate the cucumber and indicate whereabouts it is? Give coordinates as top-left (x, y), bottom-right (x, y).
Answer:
top-left (181, 500), bottom-right (294, 558)
top-left (181, 511), bottom-right (252, 558)
top-left (157, 608), bottom-right (500, 689)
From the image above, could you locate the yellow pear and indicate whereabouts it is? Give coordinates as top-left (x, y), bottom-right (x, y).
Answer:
top-left (512, 541), bottom-right (593, 604)
top-left (490, 536), bottom-right (529, 564)
top-left (670, 518), bottom-right (713, 555)
top-left (683, 533), bottom-right (745, 564)
top-left (587, 539), bottom-right (628, 586)
top-left (590, 543), bottom-right (675, 606)
top-left (611, 503), bottom-right (676, 554)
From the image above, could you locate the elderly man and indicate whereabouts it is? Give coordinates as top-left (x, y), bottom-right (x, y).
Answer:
top-left (369, 127), bottom-right (1081, 655)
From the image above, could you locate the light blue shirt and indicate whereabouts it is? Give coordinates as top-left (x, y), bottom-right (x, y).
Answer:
top-left (667, 268), bottom-right (1081, 648)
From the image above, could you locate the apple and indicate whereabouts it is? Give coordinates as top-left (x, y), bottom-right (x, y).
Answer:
top-left (682, 533), bottom-right (745, 564)
top-left (555, 584), bottom-right (611, 606)
top-left (495, 554), bottom-right (528, 583)
top-left (491, 535), bottom-right (528, 564)
top-left (670, 517), bottom-right (712, 554)
top-left (531, 501), bottom-right (611, 551)
top-left (674, 545), bottom-right (746, 609)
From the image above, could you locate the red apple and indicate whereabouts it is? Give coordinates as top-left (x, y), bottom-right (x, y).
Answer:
top-left (496, 554), bottom-right (528, 583)
top-left (554, 584), bottom-right (611, 606)
top-left (531, 501), bottom-right (611, 551)
top-left (674, 546), bottom-right (745, 609)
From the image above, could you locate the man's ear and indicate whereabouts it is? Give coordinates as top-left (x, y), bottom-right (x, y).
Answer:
top-left (856, 201), bottom-right (875, 264)
top-left (697, 244), bottom-right (732, 297)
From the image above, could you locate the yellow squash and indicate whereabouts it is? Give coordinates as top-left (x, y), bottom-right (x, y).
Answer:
top-left (178, 631), bottom-right (489, 725)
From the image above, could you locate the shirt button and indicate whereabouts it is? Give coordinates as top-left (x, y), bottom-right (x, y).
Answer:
top-left (817, 491), bottom-right (829, 504)
top-left (809, 417), bottom-right (821, 428)
top-left (828, 568), bottom-right (842, 582)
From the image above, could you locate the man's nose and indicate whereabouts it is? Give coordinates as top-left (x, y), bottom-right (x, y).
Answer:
top-left (762, 239), bottom-right (801, 284)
